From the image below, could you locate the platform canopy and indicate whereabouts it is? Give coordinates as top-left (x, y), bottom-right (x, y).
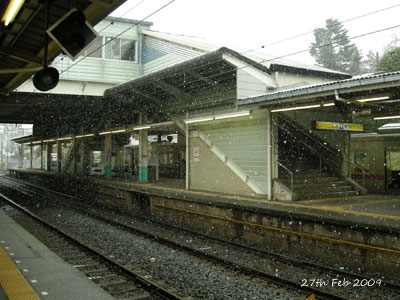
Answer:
top-left (237, 71), bottom-right (400, 118)
top-left (0, 0), bottom-right (128, 124)
top-left (104, 47), bottom-right (272, 112)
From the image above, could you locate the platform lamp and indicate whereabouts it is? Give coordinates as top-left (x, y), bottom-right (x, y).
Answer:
top-left (33, 1), bottom-right (59, 91)
top-left (1, 0), bottom-right (25, 26)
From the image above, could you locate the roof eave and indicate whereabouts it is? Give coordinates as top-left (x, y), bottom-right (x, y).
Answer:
top-left (104, 47), bottom-right (272, 98)
top-left (237, 72), bottom-right (400, 107)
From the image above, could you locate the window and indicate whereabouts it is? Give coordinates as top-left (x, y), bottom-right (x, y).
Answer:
top-left (105, 37), bottom-right (136, 61)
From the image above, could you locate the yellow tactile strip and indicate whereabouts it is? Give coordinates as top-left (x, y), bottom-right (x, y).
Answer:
top-left (0, 246), bottom-right (40, 300)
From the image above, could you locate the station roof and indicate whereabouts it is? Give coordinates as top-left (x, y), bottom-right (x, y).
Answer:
top-left (141, 30), bottom-right (351, 80)
top-left (104, 46), bottom-right (350, 114)
top-left (237, 71), bottom-right (400, 109)
top-left (0, 0), bottom-right (127, 96)
top-left (104, 47), bottom-right (271, 109)
top-left (12, 134), bottom-right (34, 144)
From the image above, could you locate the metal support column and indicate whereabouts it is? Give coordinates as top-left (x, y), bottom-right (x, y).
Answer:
top-left (185, 112), bottom-right (189, 190)
top-left (40, 143), bottom-right (44, 169)
top-left (154, 141), bottom-right (159, 181)
top-left (46, 143), bottom-right (52, 171)
top-left (104, 134), bottom-right (112, 179)
top-left (57, 141), bottom-right (62, 173)
top-left (266, 110), bottom-right (272, 200)
top-left (271, 113), bottom-right (279, 180)
top-left (29, 144), bottom-right (33, 168)
top-left (344, 132), bottom-right (351, 177)
top-left (139, 129), bottom-right (148, 182)
top-left (80, 139), bottom-right (89, 175)
top-left (18, 144), bottom-right (23, 168)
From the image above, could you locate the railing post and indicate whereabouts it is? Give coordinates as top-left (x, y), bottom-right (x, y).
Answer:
top-left (290, 173), bottom-right (293, 192)
top-left (319, 155), bottom-right (322, 176)
top-left (363, 170), bottom-right (366, 188)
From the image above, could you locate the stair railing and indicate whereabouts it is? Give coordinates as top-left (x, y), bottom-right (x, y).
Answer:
top-left (345, 160), bottom-right (368, 187)
top-left (277, 161), bottom-right (294, 192)
top-left (278, 115), bottom-right (339, 159)
top-left (297, 140), bottom-right (322, 176)
top-left (277, 121), bottom-right (342, 179)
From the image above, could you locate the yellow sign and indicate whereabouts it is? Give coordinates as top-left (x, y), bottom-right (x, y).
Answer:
top-left (306, 294), bottom-right (315, 300)
top-left (315, 121), bottom-right (363, 132)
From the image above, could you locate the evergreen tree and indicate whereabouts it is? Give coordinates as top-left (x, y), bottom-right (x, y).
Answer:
top-left (361, 50), bottom-right (379, 73)
top-left (376, 48), bottom-right (400, 72)
top-left (310, 18), bottom-right (362, 74)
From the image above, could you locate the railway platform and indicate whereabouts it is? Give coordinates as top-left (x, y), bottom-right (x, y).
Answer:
top-left (0, 208), bottom-right (114, 300)
top-left (5, 168), bottom-right (400, 276)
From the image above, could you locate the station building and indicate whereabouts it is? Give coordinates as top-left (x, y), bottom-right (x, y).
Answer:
top-left (11, 17), bottom-right (400, 200)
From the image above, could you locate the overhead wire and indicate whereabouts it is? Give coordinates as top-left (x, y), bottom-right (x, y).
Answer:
top-left (54, 2), bottom-right (400, 100)
top-left (58, 1), bottom-right (400, 76)
top-left (242, 3), bottom-right (400, 55)
top-left (108, 23), bottom-right (400, 100)
top-left (97, 0), bottom-right (147, 34)
top-left (59, 0), bottom-right (176, 75)
top-left (118, 3), bottom-right (400, 86)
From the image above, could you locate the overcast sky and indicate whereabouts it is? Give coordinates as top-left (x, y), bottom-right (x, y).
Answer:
top-left (110, 0), bottom-right (400, 64)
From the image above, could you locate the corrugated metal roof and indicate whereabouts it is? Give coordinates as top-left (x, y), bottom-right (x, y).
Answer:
top-left (141, 30), bottom-right (350, 79)
top-left (237, 71), bottom-right (400, 106)
top-left (104, 47), bottom-right (271, 98)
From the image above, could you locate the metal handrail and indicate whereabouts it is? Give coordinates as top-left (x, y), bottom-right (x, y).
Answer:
top-left (278, 116), bottom-right (339, 158)
top-left (277, 161), bottom-right (294, 192)
top-left (345, 160), bottom-right (368, 187)
top-left (298, 140), bottom-right (323, 175)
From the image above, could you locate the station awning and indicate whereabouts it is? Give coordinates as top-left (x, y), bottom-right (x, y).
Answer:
top-left (104, 47), bottom-right (271, 111)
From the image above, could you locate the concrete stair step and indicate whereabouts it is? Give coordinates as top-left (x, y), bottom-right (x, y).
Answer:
top-left (294, 185), bottom-right (354, 194)
top-left (281, 177), bottom-right (341, 185)
top-left (291, 180), bottom-right (348, 188)
top-left (295, 190), bottom-right (359, 200)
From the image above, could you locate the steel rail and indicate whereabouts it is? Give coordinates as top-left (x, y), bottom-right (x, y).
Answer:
top-left (4, 178), bottom-right (400, 299)
top-left (0, 191), bottom-right (185, 300)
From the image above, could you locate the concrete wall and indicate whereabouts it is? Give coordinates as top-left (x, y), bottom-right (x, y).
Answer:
top-left (196, 111), bottom-right (270, 194)
top-left (10, 169), bottom-right (400, 276)
top-left (149, 194), bottom-right (400, 276)
top-left (189, 136), bottom-right (254, 195)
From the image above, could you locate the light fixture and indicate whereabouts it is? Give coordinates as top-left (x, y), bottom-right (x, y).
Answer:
top-left (323, 102), bottom-right (335, 107)
top-left (99, 131), bottom-right (112, 135)
top-left (357, 96), bottom-right (390, 103)
top-left (32, 141), bottom-right (42, 144)
top-left (271, 104), bottom-right (321, 113)
top-left (1, 0), bottom-right (25, 26)
top-left (184, 117), bottom-right (213, 124)
top-left (57, 137), bottom-right (72, 141)
top-left (373, 115), bottom-right (400, 120)
top-left (43, 139), bottom-right (55, 143)
top-left (214, 111), bottom-right (250, 120)
top-left (111, 129), bottom-right (127, 134)
top-left (133, 125), bottom-right (151, 130)
top-left (76, 133), bottom-right (95, 138)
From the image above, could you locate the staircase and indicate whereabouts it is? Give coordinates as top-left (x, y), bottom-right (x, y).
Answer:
top-left (279, 162), bottom-right (359, 200)
top-left (277, 115), bottom-right (361, 200)
top-left (61, 140), bottom-right (81, 174)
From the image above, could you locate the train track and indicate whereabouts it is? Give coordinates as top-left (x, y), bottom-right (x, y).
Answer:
top-left (0, 194), bottom-right (186, 300)
top-left (1, 176), bottom-right (400, 299)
